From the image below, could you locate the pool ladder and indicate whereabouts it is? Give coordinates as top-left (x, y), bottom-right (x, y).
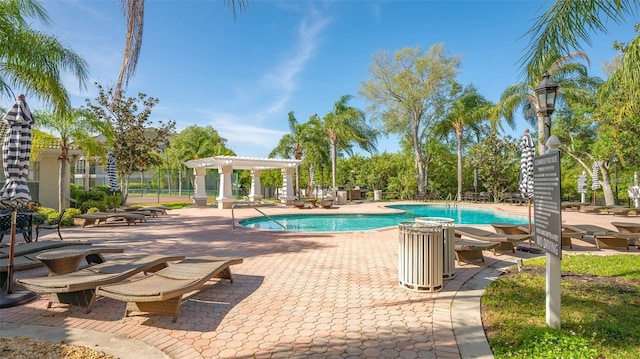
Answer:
top-left (445, 193), bottom-right (458, 208)
top-left (231, 201), bottom-right (287, 231)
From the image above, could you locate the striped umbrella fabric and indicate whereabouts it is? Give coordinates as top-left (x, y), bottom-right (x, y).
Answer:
top-left (107, 154), bottom-right (120, 192)
top-left (518, 131), bottom-right (535, 200)
top-left (0, 98), bottom-right (33, 205)
top-left (591, 162), bottom-right (601, 191)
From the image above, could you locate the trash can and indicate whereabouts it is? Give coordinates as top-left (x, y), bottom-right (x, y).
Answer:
top-left (415, 217), bottom-right (456, 280)
top-left (398, 222), bottom-right (443, 292)
top-left (374, 190), bottom-right (383, 201)
top-left (336, 190), bottom-right (347, 205)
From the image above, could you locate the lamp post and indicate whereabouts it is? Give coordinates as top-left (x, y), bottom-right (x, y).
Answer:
top-left (535, 71), bottom-right (560, 330)
top-left (535, 72), bottom-right (559, 148)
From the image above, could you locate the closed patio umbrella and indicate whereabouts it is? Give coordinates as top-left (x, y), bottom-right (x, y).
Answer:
top-left (0, 94), bottom-right (36, 308)
top-left (107, 154), bottom-right (120, 211)
top-left (517, 130), bottom-right (539, 252)
top-left (591, 162), bottom-right (600, 203)
top-left (518, 129), bottom-right (535, 202)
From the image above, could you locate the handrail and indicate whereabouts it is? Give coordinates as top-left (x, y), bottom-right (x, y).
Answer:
top-left (231, 201), bottom-right (286, 231)
top-left (445, 193), bottom-right (458, 208)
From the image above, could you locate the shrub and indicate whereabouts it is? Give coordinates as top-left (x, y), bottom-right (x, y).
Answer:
top-left (86, 207), bottom-right (101, 214)
top-left (61, 208), bottom-right (81, 226)
top-left (36, 207), bottom-right (59, 225)
top-left (79, 200), bottom-right (107, 213)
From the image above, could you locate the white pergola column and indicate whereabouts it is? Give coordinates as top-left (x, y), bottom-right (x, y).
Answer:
top-left (249, 169), bottom-right (263, 202)
top-left (192, 167), bottom-right (208, 206)
top-left (217, 163), bottom-right (234, 209)
top-left (280, 167), bottom-right (296, 205)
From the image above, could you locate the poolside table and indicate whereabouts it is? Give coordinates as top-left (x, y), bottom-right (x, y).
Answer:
top-left (36, 247), bottom-right (124, 275)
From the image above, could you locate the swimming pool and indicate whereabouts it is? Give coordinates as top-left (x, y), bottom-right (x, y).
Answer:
top-left (239, 204), bottom-right (527, 232)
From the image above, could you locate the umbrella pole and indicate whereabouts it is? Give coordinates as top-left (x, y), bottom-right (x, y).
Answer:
top-left (5, 207), bottom-right (17, 294)
top-left (0, 205), bottom-right (36, 308)
top-left (528, 199), bottom-right (532, 246)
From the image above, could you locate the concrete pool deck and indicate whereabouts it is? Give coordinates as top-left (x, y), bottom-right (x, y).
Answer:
top-left (1, 200), bottom-right (638, 358)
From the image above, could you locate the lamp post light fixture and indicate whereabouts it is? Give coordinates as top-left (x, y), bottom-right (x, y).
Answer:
top-left (535, 72), bottom-right (559, 144)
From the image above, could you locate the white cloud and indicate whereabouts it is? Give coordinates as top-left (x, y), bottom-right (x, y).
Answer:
top-left (257, 7), bottom-right (331, 120)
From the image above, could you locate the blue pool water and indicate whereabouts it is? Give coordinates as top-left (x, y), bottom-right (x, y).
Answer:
top-left (239, 204), bottom-right (527, 232)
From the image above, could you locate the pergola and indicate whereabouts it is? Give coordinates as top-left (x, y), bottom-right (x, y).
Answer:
top-left (184, 156), bottom-right (302, 209)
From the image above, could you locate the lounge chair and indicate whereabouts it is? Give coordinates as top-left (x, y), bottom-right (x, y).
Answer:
top-left (96, 256), bottom-right (243, 322)
top-left (454, 239), bottom-right (500, 265)
top-left (605, 206), bottom-right (637, 216)
top-left (1, 243), bottom-right (107, 287)
top-left (561, 224), bottom-right (637, 250)
top-left (15, 253), bottom-right (185, 312)
top-left (75, 212), bottom-right (146, 227)
top-left (454, 226), bottom-right (531, 253)
top-left (611, 222), bottom-right (640, 247)
top-left (561, 201), bottom-right (580, 211)
top-left (0, 240), bottom-right (87, 259)
top-left (581, 205), bottom-right (609, 214)
top-left (320, 199), bottom-right (333, 209)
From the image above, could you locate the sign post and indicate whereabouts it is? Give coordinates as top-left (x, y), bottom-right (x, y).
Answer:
top-left (577, 171), bottom-right (587, 203)
top-left (533, 147), bottom-right (562, 329)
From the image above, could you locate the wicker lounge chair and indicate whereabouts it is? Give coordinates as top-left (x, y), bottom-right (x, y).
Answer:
top-left (605, 206), bottom-right (637, 216)
top-left (320, 200), bottom-right (333, 209)
top-left (15, 253), bottom-right (185, 312)
top-left (610, 222), bottom-right (640, 247)
top-left (75, 212), bottom-right (146, 227)
top-left (454, 226), bottom-right (531, 253)
top-left (454, 239), bottom-right (500, 265)
top-left (96, 256), bottom-right (243, 322)
top-left (562, 224), bottom-right (637, 250)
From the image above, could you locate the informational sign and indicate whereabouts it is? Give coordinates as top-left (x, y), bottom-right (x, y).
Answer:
top-left (533, 151), bottom-right (562, 259)
top-left (577, 173), bottom-right (587, 194)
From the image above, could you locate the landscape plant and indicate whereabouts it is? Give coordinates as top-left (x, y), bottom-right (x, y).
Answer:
top-left (483, 254), bottom-right (640, 359)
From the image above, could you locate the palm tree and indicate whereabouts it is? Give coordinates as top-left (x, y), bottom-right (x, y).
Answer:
top-left (34, 108), bottom-right (108, 211)
top-left (0, 0), bottom-right (88, 112)
top-left (116, 0), bottom-right (245, 96)
top-left (270, 112), bottom-right (307, 197)
top-left (321, 95), bottom-right (378, 189)
top-left (498, 52), bottom-right (601, 154)
top-left (520, 0), bottom-right (638, 83)
top-left (302, 114), bottom-right (331, 196)
top-left (438, 85), bottom-right (492, 201)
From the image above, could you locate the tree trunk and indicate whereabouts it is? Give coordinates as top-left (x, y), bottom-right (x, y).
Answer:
top-left (331, 141), bottom-right (338, 189)
top-left (598, 162), bottom-right (615, 206)
top-left (58, 158), bottom-right (67, 212)
top-left (456, 129), bottom-right (463, 201)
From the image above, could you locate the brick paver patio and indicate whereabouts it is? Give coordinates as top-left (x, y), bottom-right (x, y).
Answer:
top-left (1, 201), bottom-right (637, 358)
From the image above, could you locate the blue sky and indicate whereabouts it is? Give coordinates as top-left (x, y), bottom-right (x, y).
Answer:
top-left (25, 0), bottom-right (637, 157)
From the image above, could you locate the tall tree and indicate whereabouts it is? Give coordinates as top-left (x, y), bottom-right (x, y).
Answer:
top-left (85, 83), bottom-right (175, 204)
top-left (270, 112), bottom-right (306, 197)
top-left (360, 44), bottom-right (460, 195)
top-left (0, 0), bottom-right (88, 112)
top-left (320, 95), bottom-right (378, 189)
top-left (437, 85), bottom-right (492, 201)
top-left (115, 0), bottom-right (245, 96)
top-left (34, 108), bottom-right (107, 211)
top-left (521, 0), bottom-right (639, 83)
top-left (467, 131), bottom-right (519, 203)
top-left (498, 52), bottom-right (600, 154)
top-left (168, 125), bottom-right (234, 164)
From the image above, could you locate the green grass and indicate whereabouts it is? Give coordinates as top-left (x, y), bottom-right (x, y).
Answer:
top-left (482, 254), bottom-right (640, 359)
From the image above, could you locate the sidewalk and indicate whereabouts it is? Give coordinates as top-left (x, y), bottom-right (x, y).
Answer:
top-left (1, 201), bottom-right (637, 358)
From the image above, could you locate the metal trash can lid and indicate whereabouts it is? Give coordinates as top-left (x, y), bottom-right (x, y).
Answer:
top-left (399, 221), bottom-right (442, 233)
top-left (415, 217), bottom-right (455, 227)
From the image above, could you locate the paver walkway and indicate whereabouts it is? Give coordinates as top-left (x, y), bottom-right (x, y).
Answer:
top-left (1, 201), bottom-right (637, 358)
